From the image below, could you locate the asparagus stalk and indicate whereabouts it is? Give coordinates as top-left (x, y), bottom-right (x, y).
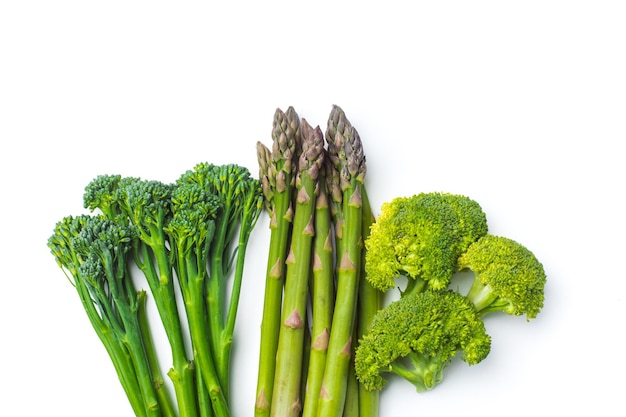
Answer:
top-left (302, 157), bottom-right (335, 417)
top-left (356, 187), bottom-right (380, 417)
top-left (316, 105), bottom-right (366, 417)
top-left (255, 107), bottom-right (301, 417)
top-left (270, 119), bottom-right (325, 417)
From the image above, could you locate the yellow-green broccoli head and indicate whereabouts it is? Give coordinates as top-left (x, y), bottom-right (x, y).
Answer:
top-left (354, 290), bottom-right (491, 392)
top-left (365, 192), bottom-right (488, 292)
top-left (457, 234), bottom-right (546, 319)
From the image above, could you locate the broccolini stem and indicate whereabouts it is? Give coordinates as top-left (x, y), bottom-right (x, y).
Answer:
top-left (82, 280), bottom-right (147, 417)
top-left (169, 221), bottom-right (230, 417)
top-left (196, 369), bottom-right (215, 417)
top-left (135, 241), bottom-right (199, 417)
top-left (187, 282), bottom-right (231, 417)
top-left (302, 158), bottom-right (334, 417)
top-left (270, 119), bottom-right (324, 417)
top-left (137, 290), bottom-right (179, 417)
top-left (99, 254), bottom-right (162, 417)
top-left (221, 187), bottom-right (263, 400)
top-left (255, 107), bottom-right (300, 417)
top-left (316, 106), bottom-right (366, 417)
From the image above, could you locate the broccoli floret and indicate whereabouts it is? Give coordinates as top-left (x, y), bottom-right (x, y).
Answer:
top-left (354, 290), bottom-right (491, 393)
top-left (166, 182), bottom-right (221, 257)
top-left (457, 234), bottom-right (546, 319)
top-left (365, 192), bottom-right (488, 294)
top-left (48, 214), bottom-right (92, 278)
top-left (176, 162), bottom-right (263, 403)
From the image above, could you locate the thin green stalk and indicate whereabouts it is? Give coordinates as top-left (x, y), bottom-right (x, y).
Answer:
top-left (168, 215), bottom-right (230, 417)
top-left (135, 241), bottom-right (198, 417)
top-left (271, 120), bottom-right (324, 417)
top-left (255, 107), bottom-right (300, 417)
top-left (101, 251), bottom-right (161, 417)
top-left (356, 187), bottom-right (380, 417)
top-left (187, 283), bottom-right (231, 417)
top-left (316, 182), bottom-right (363, 417)
top-left (302, 161), bottom-right (334, 417)
top-left (196, 367), bottom-right (215, 417)
top-left (78, 277), bottom-right (147, 417)
top-left (316, 106), bottom-right (366, 417)
top-left (341, 344), bottom-right (359, 417)
top-left (137, 290), bottom-right (179, 417)
top-left (222, 189), bottom-right (263, 392)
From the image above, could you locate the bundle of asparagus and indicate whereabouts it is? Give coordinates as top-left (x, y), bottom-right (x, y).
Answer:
top-left (254, 105), bottom-right (380, 417)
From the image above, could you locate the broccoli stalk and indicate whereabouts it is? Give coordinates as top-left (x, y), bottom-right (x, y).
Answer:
top-left (270, 119), bottom-right (325, 417)
top-left (164, 183), bottom-right (229, 417)
top-left (49, 215), bottom-right (177, 417)
top-left (255, 107), bottom-right (300, 417)
top-left (177, 163), bottom-right (263, 410)
top-left (85, 176), bottom-right (199, 417)
top-left (316, 105), bottom-right (367, 417)
top-left (457, 234), bottom-right (546, 319)
top-left (354, 290), bottom-right (491, 393)
top-left (49, 215), bottom-right (148, 417)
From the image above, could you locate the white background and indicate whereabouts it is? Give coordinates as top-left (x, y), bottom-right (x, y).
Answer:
top-left (1, 1), bottom-right (625, 416)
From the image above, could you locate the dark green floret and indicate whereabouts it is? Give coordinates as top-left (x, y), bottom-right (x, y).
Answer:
top-left (354, 290), bottom-right (491, 393)
top-left (364, 192), bottom-right (488, 294)
top-left (457, 234), bottom-right (546, 319)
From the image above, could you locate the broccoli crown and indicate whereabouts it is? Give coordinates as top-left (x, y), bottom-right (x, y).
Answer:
top-left (457, 234), bottom-right (546, 319)
top-left (365, 192), bottom-right (488, 292)
top-left (48, 214), bottom-right (92, 275)
top-left (83, 174), bottom-right (123, 218)
top-left (165, 183), bottom-right (222, 249)
top-left (177, 162), bottom-right (263, 238)
top-left (71, 215), bottom-right (137, 261)
top-left (121, 179), bottom-right (174, 233)
top-left (354, 290), bottom-right (491, 392)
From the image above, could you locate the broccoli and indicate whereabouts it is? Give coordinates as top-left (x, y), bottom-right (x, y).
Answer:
top-left (84, 175), bottom-right (199, 416)
top-left (79, 165), bottom-right (263, 417)
top-left (48, 214), bottom-right (176, 417)
top-left (457, 234), bottom-right (547, 319)
top-left (354, 290), bottom-right (491, 393)
top-left (176, 162), bottom-right (264, 405)
top-left (364, 192), bottom-right (488, 295)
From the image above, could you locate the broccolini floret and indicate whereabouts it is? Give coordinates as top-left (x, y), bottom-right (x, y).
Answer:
top-left (457, 234), bottom-right (546, 319)
top-left (83, 175), bottom-right (200, 416)
top-left (48, 214), bottom-right (174, 417)
top-left (354, 290), bottom-right (491, 393)
top-left (176, 162), bottom-right (263, 405)
top-left (364, 192), bottom-right (488, 294)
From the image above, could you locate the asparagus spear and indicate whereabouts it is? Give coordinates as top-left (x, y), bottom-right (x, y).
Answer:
top-left (255, 107), bottom-right (300, 417)
top-left (316, 105), bottom-right (366, 417)
top-left (355, 187), bottom-right (380, 417)
top-left (302, 156), bottom-right (336, 417)
top-left (271, 119), bottom-right (325, 417)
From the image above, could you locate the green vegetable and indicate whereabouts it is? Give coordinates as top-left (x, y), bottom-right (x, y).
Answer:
top-left (364, 192), bottom-right (488, 295)
top-left (354, 290), bottom-right (491, 393)
top-left (85, 176), bottom-right (199, 416)
top-left (50, 162), bottom-right (262, 417)
top-left (255, 105), bottom-right (381, 417)
top-left (270, 119), bottom-right (325, 417)
top-left (255, 107), bottom-right (300, 417)
top-left (176, 162), bottom-right (264, 407)
top-left (457, 234), bottom-right (546, 319)
top-left (48, 215), bottom-right (176, 417)
top-left (315, 105), bottom-right (367, 417)
top-left (301, 157), bottom-right (335, 417)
